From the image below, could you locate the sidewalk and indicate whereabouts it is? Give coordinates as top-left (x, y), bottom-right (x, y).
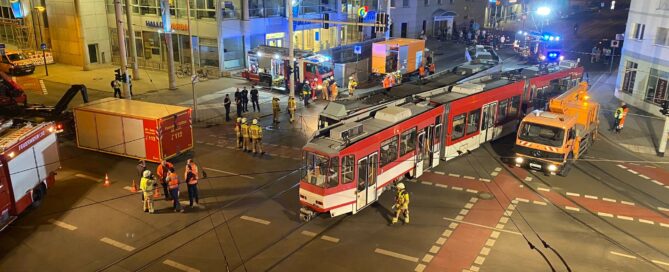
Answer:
top-left (587, 71), bottom-right (669, 162)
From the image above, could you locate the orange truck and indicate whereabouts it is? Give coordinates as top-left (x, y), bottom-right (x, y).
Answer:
top-left (371, 38), bottom-right (427, 76)
top-left (513, 82), bottom-right (599, 176)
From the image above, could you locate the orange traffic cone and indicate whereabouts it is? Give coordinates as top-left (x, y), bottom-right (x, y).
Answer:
top-left (153, 187), bottom-right (161, 198)
top-left (130, 180), bottom-right (138, 193)
top-left (103, 174), bottom-right (111, 187)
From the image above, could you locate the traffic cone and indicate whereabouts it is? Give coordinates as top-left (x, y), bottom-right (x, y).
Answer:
top-left (130, 180), bottom-right (138, 193)
top-left (153, 187), bottom-right (161, 198)
top-left (103, 174), bottom-right (111, 187)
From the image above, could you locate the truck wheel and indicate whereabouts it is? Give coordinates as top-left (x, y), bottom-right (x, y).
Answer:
top-left (559, 153), bottom-right (574, 177)
top-left (31, 184), bottom-right (46, 208)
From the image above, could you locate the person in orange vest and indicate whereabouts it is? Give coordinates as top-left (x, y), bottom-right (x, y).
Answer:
top-left (330, 81), bottom-right (338, 101)
top-left (429, 63), bottom-right (436, 75)
top-left (184, 159), bottom-right (200, 208)
top-left (616, 103), bottom-right (629, 134)
top-left (166, 167), bottom-right (184, 212)
top-left (419, 64), bottom-right (426, 80)
top-left (156, 160), bottom-right (174, 200)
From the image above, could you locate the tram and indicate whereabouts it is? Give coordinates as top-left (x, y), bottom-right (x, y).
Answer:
top-left (299, 61), bottom-right (584, 221)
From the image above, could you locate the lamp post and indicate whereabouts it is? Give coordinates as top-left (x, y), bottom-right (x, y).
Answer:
top-left (34, 6), bottom-right (48, 76)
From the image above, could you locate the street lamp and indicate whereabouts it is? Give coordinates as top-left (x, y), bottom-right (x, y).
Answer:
top-left (34, 6), bottom-right (48, 76)
top-left (536, 6), bottom-right (551, 16)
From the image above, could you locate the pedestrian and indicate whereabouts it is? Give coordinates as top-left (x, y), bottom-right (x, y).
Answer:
top-left (302, 80), bottom-right (311, 107)
top-left (235, 117), bottom-right (243, 149)
top-left (235, 92), bottom-right (243, 117)
top-left (112, 78), bottom-right (122, 98)
top-left (615, 103), bottom-right (629, 133)
top-left (241, 87), bottom-right (249, 112)
top-left (140, 170), bottom-right (156, 213)
top-left (330, 81), bottom-right (338, 101)
top-left (224, 94), bottom-right (231, 121)
top-left (500, 35), bottom-right (506, 49)
top-left (128, 75), bottom-right (133, 97)
top-left (241, 118), bottom-right (251, 152)
top-left (249, 119), bottom-right (264, 154)
top-left (310, 80), bottom-right (318, 100)
top-left (288, 96), bottom-right (297, 123)
top-left (391, 183), bottom-right (410, 224)
top-left (156, 160), bottom-right (174, 200)
top-left (184, 159), bottom-right (200, 208)
top-left (234, 88), bottom-right (241, 101)
top-left (272, 97), bottom-right (281, 125)
top-left (429, 62), bottom-right (436, 75)
top-left (250, 86), bottom-right (260, 112)
top-left (418, 64), bottom-right (426, 82)
top-left (137, 159), bottom-right (146, 202)
top-left (166, 168), bottom-right (184, 213)
top-left (348, 76), bottom-right (357, 97)
top-left (590, 46), bottom-right (597, 63)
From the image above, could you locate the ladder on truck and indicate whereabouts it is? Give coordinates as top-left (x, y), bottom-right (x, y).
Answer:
top-left (0, 121), bottom-right (35, 152)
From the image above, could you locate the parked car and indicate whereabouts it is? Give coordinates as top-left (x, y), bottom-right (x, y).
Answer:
top-left (0, 51), bottom-right (35, 75)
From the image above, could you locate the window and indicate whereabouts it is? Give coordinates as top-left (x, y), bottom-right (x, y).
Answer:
top-left (451, 114), bottom-right (466, 141)
top-left (400, 128), bottom-right (417, 156)
top-left (358, 158), bottom-right (367, 191)
top-left (497, 100), bottom-right (508, 124)
top-left (656, 27), bottom-right (669, 46)
top-left (438, 0), bottom-right (442, 4)
top-left (424, 0), bottom-right (429, 6)
top-left (390, 0), bottom-right (395, 7)
top-left (303, 152), bottom-right (339, 188)
top-left (645, 68), bottom-right (669, 105)
top-left (466, 110), bottom-right (480, 135)
top-left (380, 136), bottom-right (399, 166)
top-left (518, 123), bottom-right (565, 147)
top-left (327, 157), bottom-right (339, 188)
top-left (403, 0), bottom-right (409, 7)
top-left (632, 23), bottom-right (645, 40)
top-left (622, 61), bottom-right (638, 94)
top-left (508, 96), bottom-right (521, 119)
top-left (342, 155), bottom-right (354, 184)
top-left (659, 0), bottom-right (669, 10)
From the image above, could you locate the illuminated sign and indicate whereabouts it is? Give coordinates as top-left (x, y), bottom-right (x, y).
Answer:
top-left (266, 32), bottom-right (285, 39)
top-left (145, 21), bottom-right (189, 31)
top-left (357, 6), bottom-right (369, 17)
top-left (10, 0), bottom-right (25, 19)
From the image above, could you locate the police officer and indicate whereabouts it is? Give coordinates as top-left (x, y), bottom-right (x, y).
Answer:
top-left (250, 86), bottom-right (260, 112)
top-left (139, 170), bottom-right (156, 213)
top-left (272, 97), bottom-right (281, 125)
top-left (288, 96), bottom-right (297, 123)
top-left (241, 118), bottom-right (250, 152)
top-left (235, 91), bottom-right (243, 117)
top-left (166, 168), bottom-right (184, 212)
top-left (391, 183), bottom-right (410, 224)
top-left (235, 117), bottom-right (243, 149)
top-left (302, 80), bottom-right (311, 107)
top-left (241, 87), bottom-right (249, 112)
top-left (249, 119), bottom-right (264, 154)
top-left (184, 159), bottom-right (199, 208)
top-left (224, 94), bottom-right (232, 121)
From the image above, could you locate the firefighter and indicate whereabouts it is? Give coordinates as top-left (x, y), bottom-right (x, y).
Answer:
top-left (383, 74), bottom-right (391, 92)
top-left (302, 80), bottom-right (311, 107)
top-left (166, 168), bottom-right (184, 213)
top-left (272, 97), bottom-right (281, 125)
top-left (250, 119), bottom-right (264, 154)
top-left (241, 118), bottom-right (250, 152)
top-left (139, 170), bottom-right (156, 213)
top-left (322, 78), bottom-right (330, 101)
top-left (184, 159), bottom-right (200, 208)
top-left (235, 117), bottom-right (243, 149)
top-left (348, 76), bottom-right (357, 97)
top-left (613, 103), bottom-right (625, 133)
top-left (330, 81), bottom-right (338, 101)
top-left (156, 160), bottom-right (174, 200)
top-left (288, 96), bottom-right (297, 123)
top-left (429, 62), bottom-right (436, 75)
top-left (391, 183), bottom-right (410, 224)
top-left (419, 64), bottom-right (426, 81)
top-left (616, 103), bottom-right (629, 134)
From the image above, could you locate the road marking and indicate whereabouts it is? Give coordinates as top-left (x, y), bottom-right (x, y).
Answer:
top-left (566, 192), bottom-right (580, 197)
top-left (597, 212), bottom-right (614, 218)
top-left (448, 173), bottom-right (460, 178)
top-left (479, 178), bottom-right (491, 182)
top-left (665, 185), bottom-right (669, 190)
top-left (627, 169), bottom-right (639, 174)
top-left (422, 254), bottom-right (434, 263)
top-left (516, 198), bottom-right (529, 203)
top-left (660, 223), bottom-right (669, 228)
top-left (435, 184), bottom-right (448, 188)
top-left (443, 217), bottom-right (522, 235)
top-left (639, 219), bottom-right (655, 225)
top-left (524, 177), bottom-right (533, 181)
top-left (48, 219), bottom-right (77, 231)
top-left (203, 167), bottom-right (254, 179)
top-left (301, 230), bottom-right (317, 237)
top-left (474, 256), bottom-right (486, 265)
top-left (651, 180), bottom-right (664, 186)
top-left (584, 195), bottom-right (598, 200)
top-left (240, 215), bottom-right (271, 225)
top-left (485, 239), bottom-right (496, 247)
top-left (464, 176), bottom-right (475, 180)
top-left (499, 217), bottom-right (509, 224)
top-left (415, 264), bottom-right (426, 272)
top-left (434, 171), bottom-right (445, 175)
top-left (652, 260), bottom-right (669, 267)
top-left (610, 251), bottom-right (637, 259)
top-left (659, 207), bottom-right (669, 212)
top-left (617, 215), bottom-right (633, 221)
top-left (448, 222), bottom-right (459, 229)
top-left (74, 173), bottom-right (101, 182)
top-left (435, 237), bottom-right (446, 245)
top-left (638, 174), bottom-right (650, 180)
top-left (533, 201), bottom-right (547, 206)
top-left (621, 201), bottom-right (635, 206)
top-left (491, 231), bottom-right (500, 239)
top-left (565, 206), bottom-right (580, 212)
top-left (421, 181), bottom-right (433, 185)
top-left (459, 209), bottom-right (470, 215)
top-left (469, 265), bottom-right (481, 272)
top-left (617, 164), bottom-right (628, 169)
top-left (537, 187), bottom-right (550, 192)
top-left (442, 229), bottom-right (453, 237)
top-left (321, 235), bottom-right (340, 243)
top-left (602, 198), bottom-right (616, 203)
top-left (429, 245), bottom-right (440, 254)
top-left (452, 186), bottom-right (463, 191)
top-left (464, 203), bottom-right (474, 209)
top-left (100, 237), bottom-right (135, 251)
top-left (163, 259), bottom-right (200, 272)
top-left (495, 167), bottom-right (502, 171)
top-left (470, 197), bottom-right (479, 203)
top-left (490, 172), bottom-right (499, 176)
top-left (466, 189), bottom-right (478, 194)
top-left (374, 248), bottom-right (419, 263)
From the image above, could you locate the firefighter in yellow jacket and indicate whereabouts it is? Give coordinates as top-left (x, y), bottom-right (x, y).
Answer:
top-left (235, 117), bottom-right (242, 149)
top-left (391, 183), bottom-right (410, 224)
top-left (240, 118), bottom-right (250, 152)
top-left (287, 96), bottom-right (297, 123)
top-left (249, 119), bottom-right (264, 154)
top-left (272, 97), bottom-right (281, 125)
top-left (348, 76), bottom-right (357, 97)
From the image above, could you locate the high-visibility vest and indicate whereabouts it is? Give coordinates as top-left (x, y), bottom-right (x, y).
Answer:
top-left (241, 123), bottom-right (249, 137)
top-left (614, 107), bottom-right (624, 119)
top-left (395, 190), bottom-right (410, 209)
top-left (331, 84), bottom-right (338, 96)
top-left (288, 99), bottom-right (296, 110)
top-left (429, 63), bottom-right (436, 73)
top-left (619, 108), bottom-right (629, 127)
top-left (419, 66), bottom-right (425, 76)
top-left (250, 124), bottom-right (262, 139)
top-left (168, 173), bottom-right (179, 189)
top-left (185, 163), bottom-right (199, 184)
top-left (156, 162), bottom-right (173, 181)
top-left (272, 100), bottom-right (280, 112)
top-left (235, 122), bottom-right (241, 136)
top-left (140, 177), bottom-right (155, 192)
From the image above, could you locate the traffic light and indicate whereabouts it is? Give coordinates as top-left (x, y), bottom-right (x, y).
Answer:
top-left (383, 13), bottom-right (390, 32)
top-left (358, 16), bottom-right (363, 32)
top-left (114, 69), bottom-right (121, 80)
top-left (661, 100), bottom-right (669, 116)
top-left (323, 13), bottom-right (329, 29)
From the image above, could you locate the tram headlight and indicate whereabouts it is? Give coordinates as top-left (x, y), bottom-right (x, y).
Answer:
top-left (548, 164), bottom-right (558, 172)
top-left (515, 157), bottom-right (524, 164)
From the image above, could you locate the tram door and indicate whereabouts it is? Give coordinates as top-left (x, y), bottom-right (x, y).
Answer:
top-left (416, 132), bottom-right (426, 177)
top-left (423, 127), bottom-right (432, 169)
top-left (433, 124), bottom-right (442, 167)
top-left (480, 102), bottom-right (497, 144)
top-left (356, 153), bottom-right (378, 211)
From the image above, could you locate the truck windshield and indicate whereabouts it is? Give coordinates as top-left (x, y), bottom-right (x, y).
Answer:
top-left (518, 122), bottom-right (565, 147)
top-left (7, 53), bottom-right (27, 61)
top-left (303, 152), bottom-right (339, 188)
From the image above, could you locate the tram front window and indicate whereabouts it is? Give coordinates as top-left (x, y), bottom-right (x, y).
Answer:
top-left (303, 152), bottom-right (339, 188)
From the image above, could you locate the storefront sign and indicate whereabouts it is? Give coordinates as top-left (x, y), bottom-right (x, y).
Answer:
top-left (655, 79), bottom-right (668, 104)
top-left (145, 21), bottom-right (189, 31)
top-left (266, 33), bottom-right (285, 40)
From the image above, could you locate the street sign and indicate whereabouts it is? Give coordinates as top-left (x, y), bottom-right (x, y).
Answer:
top-left (354, 45), bottom-right (362, 55)
top-left (191, 75), bottom-right (199, 84)
top-left (611, 40), bottom-right (620, 48)
top-left (40, 43), bottom-right (47, 50)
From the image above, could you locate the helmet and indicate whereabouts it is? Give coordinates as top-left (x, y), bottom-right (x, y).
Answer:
top-left (143, 170), bottom-right (152, 178)
top-left (237, 117), bottom-right (241, 122)
top-left (252, 119), bottom-right (258, 125)
top-left (305, 80), bottom-right (310, 83)
top-left (396, 183), bottom-right (405, 190)
top-left (242, 118), bottom-right (247, 123)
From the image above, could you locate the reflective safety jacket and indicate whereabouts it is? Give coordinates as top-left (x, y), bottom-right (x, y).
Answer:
top-left (235, 122), bottom-right (241, 137)
top-left (288, 98), bottom-right (297, 111)
top-left (185, 163), bottom-right (199, 185)
top-left (167, 173), bottom-right (180, 189)
top-left (140, 177), bottom-right (155, 192)
top-left (249, 124), bottom-right (263, 139)
top-left (331, 84), bottom-right (338, 97)
top-left (272, 99), bottom-right (280, 112)
top-left (614, 107), bottom-right (624, 120)
top-left (395, 189), bottom-right (410, 209)
top-left (241, 123), bottom-right (250, 138)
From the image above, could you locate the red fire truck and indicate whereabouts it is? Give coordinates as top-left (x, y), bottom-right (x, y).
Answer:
top-left (0, 120), bottom-right (60, 231)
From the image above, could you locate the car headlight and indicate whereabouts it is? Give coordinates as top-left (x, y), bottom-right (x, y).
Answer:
top-left (539, 55), bottom-right (546, 61)
top-left (515, 157), bottom-right (524, 164)
top-left (548, 165), bottom-right (558, 172)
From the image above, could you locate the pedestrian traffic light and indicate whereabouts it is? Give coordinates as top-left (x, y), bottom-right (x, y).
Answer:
top-left (114, 69), bottom-right (121, 81)
top-left (358, 16), bottom-right (363, 32)
top-left (661, 100), bottom-right (669, 116)
top-left (323, 13), bottom-right (329, 29)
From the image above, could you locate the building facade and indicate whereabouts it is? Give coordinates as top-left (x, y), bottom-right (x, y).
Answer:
top-left (389, 0), bottom-right (487, 39)
top-left (616, 0), bottom-right (669, 117)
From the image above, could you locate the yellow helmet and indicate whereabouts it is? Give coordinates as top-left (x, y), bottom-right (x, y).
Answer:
top-left (252, 119), bottom-right (258, 125)
top-left (396, 183), bottom-right (405, 190)
top-left (241, 118), bottom-right (247, 123)
top-left (237, 117), bottom-right (241, 122)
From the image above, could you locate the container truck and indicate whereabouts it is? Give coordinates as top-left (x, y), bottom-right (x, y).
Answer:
top-left (371, 38), bottom-right (428, 76)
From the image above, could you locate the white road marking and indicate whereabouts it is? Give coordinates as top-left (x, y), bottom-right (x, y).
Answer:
top-left (470, 197), bottom-right (479, 203)
top-left (452, 186), bottom-right (463, 191)
top-left (597, 212), bottom-right (614, 218)
top-left (652, 260), bottom-right (669, 267)
top-left (474, 256), bottom-right (486, 265)
top-left (516, 198), bottom-right (529, 203)
top-left (602, 198), bottom-right (616, 203)
top-left (627, 169), bottom-right (639, 174)
top-left (74, 173), bottom-right (101, 182)
top-left (524, 177), bottom-right (533, 181)
top-left (301, 230), bottom-right (317, 237)
top-left (448, 173), bottom-right (460, 178)
top-left (638, 219), bottom-right (655, 225)
top-left (660, 223), bottom-right (669, 228)
top-left (421, 181), bottom-right (433, 185)
top-left (659, 207), bottom-right (669, 212)
top-left (616, 215), bottom-right (633, 221)
top-left (464, 176), bottom-right (475, 180)
top-left (638, 174), bottom-right (650, 179)
top-left (533, 201), bottom-right (547, 206)
top-left (621, 201), bottom-right (636, 206)
top-left (466, 189), bottom-right (479, 194)
top-left (448, 222), bottom-right (459, 229)
top-left (584, 195), bottom-right (598, 200)
top-left (435, 237), bottom-right (446, 245)
top-left (565, 206), bottom-right (580, 212)
top-left (616, 164), bottom-right (627, 169)
top-left (100, 237), bottom-right (135, 251)
top-left (479, 178), bottom-right (491, 182)
top-left (490, 172), bottom-right (499, 176)
top-left (434, 171), bottom-right (446, 175)
top-left (470, 265), bottom-right (481, 272)
top-left (495, 223), bottom-right (505, 229)
top-left (435, 184), bottom-right (448, 189)
top-left (499, 217), bottom-right (509, 224)
top-left (537, 187), bottom-right (550, 192)
top-left (321, 235), bottom-right (340, 243)
top-left (443, 217), bottom-right (522, 235)
top-left (163, 259), bottom-right (200, 272)
top-left (490, 231), bottom-right (500, 239)
top-left (495, 167), bottom-right (502, 171)
top-left (464, 203), bottom-right (474, 209)
top-left (422, 254), bottom-right (434, 263)
top-left (610, 251), bottom-right (637, 259)
top-left (442, 229), bottom-right (453, 237)
top-left (665, 185), bottom-right (669, 190)
top-left (203, 167), bottom-right (254, 179)
top-left (429, 245), bottom-right (440, 254)
top-left (651, 180), bottom-right (664, 186)
top-left (414, 264), bottom-right (426, 272)
top-left (455, 215), bottom-right (465, 221)
top-left (485, 239), bottom-right (496, 247)
top-left (48, 219), bottom-right (77, 231)
top-left (566, 192), bottom-right (580, 197)
top-left (240, 215), bottom-right (271, 225)
top-left (459, 209), bottom-right (470, 215)
top-left (374, 248), bottom-right (419, 263)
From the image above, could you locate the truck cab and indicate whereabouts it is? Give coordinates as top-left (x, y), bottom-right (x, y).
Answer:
top-left (0, 51), bottom-right (35, 75)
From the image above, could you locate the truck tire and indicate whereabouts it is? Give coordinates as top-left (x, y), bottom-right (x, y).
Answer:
top-left (31, 184), bottom-right (46, 208)
top-left (559, 153), bottom-right (574, 177)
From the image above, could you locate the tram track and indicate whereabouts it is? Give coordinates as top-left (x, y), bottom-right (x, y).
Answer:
top-left (481, 143), bottom-right (669, 271)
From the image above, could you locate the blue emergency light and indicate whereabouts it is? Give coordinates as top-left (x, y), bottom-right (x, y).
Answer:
top-left (548, 52), bottom-right (559, 59)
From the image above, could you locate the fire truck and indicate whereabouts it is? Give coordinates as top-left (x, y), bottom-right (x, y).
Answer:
top-left (514, 31), bottom-right (563, 63)
top-left (0, 120), bottom-right (60, 231)
top-left (242, 45), bottom-right (334, 90)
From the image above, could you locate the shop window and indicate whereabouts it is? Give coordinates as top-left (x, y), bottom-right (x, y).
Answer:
top-left (497, 100), bottom-right (508, 124)
top-left (342, 155), bottom-right (354, 184)
top-left (507, 96), bottom-right (520, 119)
top-left (380, 136), bottom-right (399, 167)
top-left (622, 61), bottom-right (638, 94)
top-left (451, 114), bottom-right (465, 141)
top-left (645, 68), bottom-right (669, 105)
top-left (466, 109), bottom-right (480, 135)
top-left (400, 128), bottom-right (417, 156)
top-left (222, 0), bottom-right (240, 19)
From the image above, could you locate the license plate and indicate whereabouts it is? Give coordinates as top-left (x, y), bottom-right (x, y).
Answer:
top-left (529, 163), bottom-right (542, 169)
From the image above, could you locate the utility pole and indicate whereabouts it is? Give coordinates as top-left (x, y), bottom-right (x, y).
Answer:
top-left (385, 0), bottom-right (391, 40)
top-left (161, 0), bottom-right (177, 90)
top-left (659, 116), bottom-right (669, 157)
top-left (113, 0), bottom-right (130, 98)
top-left (125, 0), bottom-right (140, 80)
top-left (186, 0), bottom-right (197, 121)
top-left (288, 0), bottom-right (295, 98)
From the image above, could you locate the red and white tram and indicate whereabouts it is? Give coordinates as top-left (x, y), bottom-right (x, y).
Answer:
top-left (299, 63), bottom-right (584, 221)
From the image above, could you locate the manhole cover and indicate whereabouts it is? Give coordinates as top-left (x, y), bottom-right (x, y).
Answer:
top-left (477, 192), bottom-right (494, 200)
